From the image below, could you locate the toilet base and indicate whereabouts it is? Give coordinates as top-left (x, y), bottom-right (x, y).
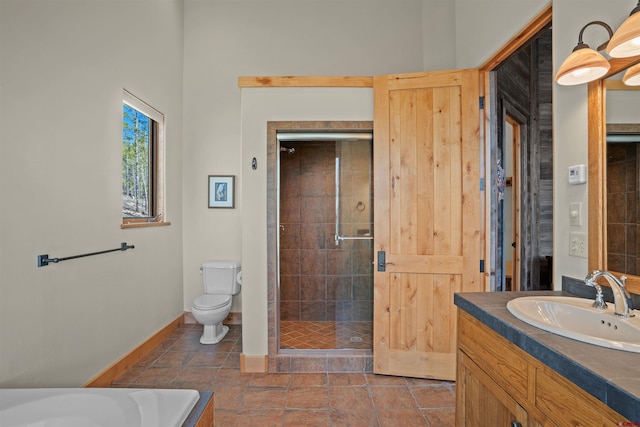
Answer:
top-left (200, 323), bottom-right (229, 344)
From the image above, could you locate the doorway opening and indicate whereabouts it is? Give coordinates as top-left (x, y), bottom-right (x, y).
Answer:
top-left (266, 121), bottom-right (374, 373)
top-left (490, 22), bottom-right (553, 291)
top-left (277, 133), bottom-right (374, 351)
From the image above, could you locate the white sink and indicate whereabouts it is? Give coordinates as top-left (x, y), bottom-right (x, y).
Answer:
top-left (506, 296), bottom-right (640, 353)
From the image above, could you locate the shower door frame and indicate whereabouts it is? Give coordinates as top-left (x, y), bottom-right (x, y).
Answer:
top-left (266, 120), bottom-right (374, 373)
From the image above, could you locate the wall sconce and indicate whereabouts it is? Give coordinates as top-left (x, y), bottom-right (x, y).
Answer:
top-left (556, 1), bottom-right (640, 86)
top-left (623, 62), bottom-right (640, 85)
top-left (606, 1), bottom-right (640, 58)
top-left (555, 21), bottom-right (612, 85)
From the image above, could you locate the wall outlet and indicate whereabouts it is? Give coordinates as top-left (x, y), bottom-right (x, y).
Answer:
top-left (569, 232), bottom-right (587, 258)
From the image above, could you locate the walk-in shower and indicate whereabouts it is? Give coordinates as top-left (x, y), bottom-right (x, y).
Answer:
top-left (277, 131), bottom-right (374, 351)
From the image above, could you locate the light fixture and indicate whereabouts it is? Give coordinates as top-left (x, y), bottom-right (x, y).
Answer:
top-left (623, 62), bottom-right (640, 85)
top-left (555, 21), bottom-right (613, 86)
top-left (606, 1), bottom-right (640, 58)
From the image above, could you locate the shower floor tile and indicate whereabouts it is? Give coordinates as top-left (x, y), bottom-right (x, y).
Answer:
top-left (279, 321), bottom-right (372, 350)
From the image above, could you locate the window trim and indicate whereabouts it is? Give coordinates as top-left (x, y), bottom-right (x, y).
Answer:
top-left (121, 89), bottom-right (169, 229)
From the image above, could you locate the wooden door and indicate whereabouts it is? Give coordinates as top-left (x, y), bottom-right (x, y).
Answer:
top-left (373, 69), bottom-right (482, 380)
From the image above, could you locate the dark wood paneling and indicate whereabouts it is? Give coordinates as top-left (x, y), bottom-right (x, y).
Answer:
top-left (495, 27), bottom-right (553, 291)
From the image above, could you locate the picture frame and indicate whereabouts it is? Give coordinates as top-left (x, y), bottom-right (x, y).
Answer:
top-left (208, 175), bottom-right (235, 208)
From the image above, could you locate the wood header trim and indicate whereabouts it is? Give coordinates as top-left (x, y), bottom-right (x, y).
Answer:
top-left (603, 57), bottom-right (640, 79)
top-left (480, 3), bottom-right (552, 72)
top-left (606, 79), bottom-right (640, 91)
top-left (238, 76), bottom-right (373, 88)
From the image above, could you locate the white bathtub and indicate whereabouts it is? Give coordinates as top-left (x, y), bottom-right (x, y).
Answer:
top-left (0, 387), bottom-right (200, 427)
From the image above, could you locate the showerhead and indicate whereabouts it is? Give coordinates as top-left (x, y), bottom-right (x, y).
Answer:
top-left (280, 146), bottom-right (295, 154)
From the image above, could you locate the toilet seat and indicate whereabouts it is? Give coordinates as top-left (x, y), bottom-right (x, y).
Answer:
top-left (193, 294), bottom-right (231, 310)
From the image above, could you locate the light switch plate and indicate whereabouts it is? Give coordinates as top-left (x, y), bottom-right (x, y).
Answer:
top-left (569, 202), bottom-right (582, 226)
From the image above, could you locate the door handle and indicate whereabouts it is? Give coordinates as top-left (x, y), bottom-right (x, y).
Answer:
top-left (377, 251), bottom-right (395, 271)
top-left (377, 251), bottom-right (386, 272)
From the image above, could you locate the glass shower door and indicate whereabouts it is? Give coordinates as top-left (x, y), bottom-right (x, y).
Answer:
top-left (332, 138), bottom-right (374, 348)
top-left (277, 132), bottom-right (373, 351)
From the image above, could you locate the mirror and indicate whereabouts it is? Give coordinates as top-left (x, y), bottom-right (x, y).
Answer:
top-left (588, 56), bottom-right (640, 295)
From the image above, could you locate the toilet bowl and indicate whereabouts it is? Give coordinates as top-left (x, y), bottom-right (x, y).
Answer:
top-left (191, 294), bottom-right (232, 344)
top-left (191, 260), bottom-right (241, 344)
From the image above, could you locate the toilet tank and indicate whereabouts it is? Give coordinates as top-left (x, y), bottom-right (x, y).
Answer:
top-left (201, 260), bottom-right (241, 295)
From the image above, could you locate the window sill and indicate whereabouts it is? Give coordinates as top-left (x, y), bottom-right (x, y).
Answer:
top-left (121, 221), bottom-right (171, 229)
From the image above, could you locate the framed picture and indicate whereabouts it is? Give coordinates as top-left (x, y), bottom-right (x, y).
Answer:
top-left (208, 175), bottom-right (235, 208)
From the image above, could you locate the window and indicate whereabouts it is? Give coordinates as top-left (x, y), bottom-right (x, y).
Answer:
top-left (121, 90), bottom-right (168, 228)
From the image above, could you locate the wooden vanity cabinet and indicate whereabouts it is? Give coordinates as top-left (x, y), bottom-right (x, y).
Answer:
top-left (455, 310), bottom-right (628, 427)
top-left (457, 351), bottom-right (528, 426)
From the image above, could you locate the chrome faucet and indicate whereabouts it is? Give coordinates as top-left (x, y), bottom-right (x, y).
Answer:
top-left (585, 270), bottom-right (635, 318)
top-left (590, 283), bottom-right (608, 310)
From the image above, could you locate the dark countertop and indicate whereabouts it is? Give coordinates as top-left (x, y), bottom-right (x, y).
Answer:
top-left (454, 291), bottom-right (640, 422)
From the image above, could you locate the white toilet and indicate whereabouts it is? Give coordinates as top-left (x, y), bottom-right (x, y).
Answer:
top-left (191, 260), bottom-right (242, 344)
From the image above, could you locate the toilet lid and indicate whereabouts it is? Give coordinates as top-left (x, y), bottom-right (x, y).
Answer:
top-left (193, 294), bottom-right (231, 310)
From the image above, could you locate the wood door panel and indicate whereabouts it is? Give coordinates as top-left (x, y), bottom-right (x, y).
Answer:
top-left (385, 254), bottom-right (463, 274)
top-left (386, 272), bottom-right (461, 375)
top-left (388, 349), bottom-right (456, 379)
top-left (374, 69), bottom-right (481, 379)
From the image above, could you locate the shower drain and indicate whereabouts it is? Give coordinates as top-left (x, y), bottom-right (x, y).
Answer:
top-left (350, 336), bottom-right (363, 343)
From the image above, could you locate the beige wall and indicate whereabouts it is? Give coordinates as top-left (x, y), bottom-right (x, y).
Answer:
top-left (184, 0), bottom-right (545, 362)
top-left (0, 0), bottom-right (185, 386)
top-left (181, 0), bottom-right (427, 316)
top-left (240, 88), bottom-right (373, 355)
top-left (552, 0), bottom-right (637, 285)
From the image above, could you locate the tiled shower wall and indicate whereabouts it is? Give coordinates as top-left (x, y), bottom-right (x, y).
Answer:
top-left (607, 142), bottom-right (639, 275)
top-left (279, 141), bottom-right (373, 322)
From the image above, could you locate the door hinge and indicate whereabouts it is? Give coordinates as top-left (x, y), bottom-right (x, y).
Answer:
top-left (479, 96), bottom-right (485, 110)
top-left (480, 177), bottom-right (485, 191)
top-left (480, 259), bottom-right (485, 273)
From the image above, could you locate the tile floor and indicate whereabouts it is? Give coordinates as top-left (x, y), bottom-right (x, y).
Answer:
top-left (111, 323), bottom-right (456, 426)
top-left (280, 321), bottom-right (373, 350)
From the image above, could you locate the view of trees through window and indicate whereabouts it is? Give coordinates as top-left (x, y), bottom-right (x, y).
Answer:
top-left (122, 104), bottom-right (152, 217)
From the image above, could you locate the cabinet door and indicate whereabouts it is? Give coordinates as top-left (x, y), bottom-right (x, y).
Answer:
top-left (457, 351), bottom-right (528, 427)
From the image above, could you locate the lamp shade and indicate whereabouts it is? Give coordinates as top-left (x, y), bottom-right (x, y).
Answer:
top-left (606, 7), bottom-right (640, 58)
top-left (623, 62), bottom-right (640, 85)
top-left (556, 46), bottom-right (611, 85)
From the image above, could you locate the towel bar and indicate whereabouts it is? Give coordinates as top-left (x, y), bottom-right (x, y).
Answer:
top-left (37, 242), bottom-right (134, 267)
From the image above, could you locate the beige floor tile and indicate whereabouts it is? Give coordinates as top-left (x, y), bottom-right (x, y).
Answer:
top-left (423, 407), bottom-right (456, 426)
top-left (242, 387), bottom-right (288, 409)
top-left (377, 409), bottom-right (429, 426)
top-left (287, 386), bottom-right (330, 409)
top-left (283, 409), bottom-right (331, 426)
top-left (370, 385), bottom-right (416, 409)
top-left (109, 324), bottom-right (455, 427)
top-left (411, 385), bottom-right (456, 408)
top-left (329, 385), bottom-right (373, 409)
top-left (331, 407), bottom-right (380, 427)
